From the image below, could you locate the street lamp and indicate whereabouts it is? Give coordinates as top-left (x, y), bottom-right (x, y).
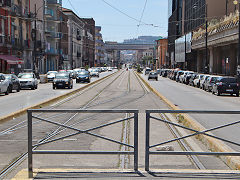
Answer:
top-left (233, 0), bottom-right (240, 75)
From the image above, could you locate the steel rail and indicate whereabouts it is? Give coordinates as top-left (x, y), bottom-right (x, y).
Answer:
top-left (0, 71), bottom-right (121, 136)
top-left (0, 70), bottom-right (125, 179)
top-left (160, 113), bottom-right (206, 170)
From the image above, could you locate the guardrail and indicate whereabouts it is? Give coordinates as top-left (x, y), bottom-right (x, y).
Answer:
top-left (28, 109), bottom-right (139, 178)
top-left (145, 110), bottom-right (240, 171)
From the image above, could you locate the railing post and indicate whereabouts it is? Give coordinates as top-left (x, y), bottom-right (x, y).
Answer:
top-left (28, 110), bottom-right (33, 178)
top-left (145, 112), bottom-right (150, 171)
top-left (134, 112), bottom-right (138, 171)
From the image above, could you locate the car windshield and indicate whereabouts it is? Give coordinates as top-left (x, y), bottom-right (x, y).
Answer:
top-left (221, 78), bottom-right (237, 83)
top-left (18, 74), bottom-right (33, 78)
top-left (79, 72), bottom-right (89, 75)
top-left (55, 74), bottom-right (69, 79)
top-left (4, 75), bottom-right (11, 79)
top-left (211, 77), bottom-right (218, 82)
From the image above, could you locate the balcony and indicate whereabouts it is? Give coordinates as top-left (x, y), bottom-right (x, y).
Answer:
top-left (11, 4), bottom-right (21, 16)
top-left (45, 47), bottom-right (58, 55)
top-left (45, 8), bottom-right (54, 18)
top-left (46, 0), bottom-right (62, 7)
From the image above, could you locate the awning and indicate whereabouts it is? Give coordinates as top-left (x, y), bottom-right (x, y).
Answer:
top-left (0, 55), bottom-right (24, 65)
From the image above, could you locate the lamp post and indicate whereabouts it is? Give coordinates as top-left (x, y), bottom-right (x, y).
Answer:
top-left (205, 4), bottom-right (208, 74)
top-left (233, 0), bottom-right (240, 71)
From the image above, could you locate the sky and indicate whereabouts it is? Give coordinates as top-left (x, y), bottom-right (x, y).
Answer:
top-left (62, 0), bottom-right (168, 43)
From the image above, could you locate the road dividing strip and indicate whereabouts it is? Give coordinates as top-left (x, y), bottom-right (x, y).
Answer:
top-left (136, 72), bottom-right (240, 170)
top-left (0, 71), bottom-right (119, 124)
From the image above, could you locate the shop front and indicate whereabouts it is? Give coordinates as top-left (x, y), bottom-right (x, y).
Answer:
top-left (0, 55), bottom-right (24, 74)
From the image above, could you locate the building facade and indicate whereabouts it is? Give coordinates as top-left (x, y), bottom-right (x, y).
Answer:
top-left (95, 26), bottom-right (104, 66)
top-left (156, 38), bottom-right (168, 69)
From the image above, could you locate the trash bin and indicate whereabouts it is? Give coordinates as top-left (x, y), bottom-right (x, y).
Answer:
top-left (40, 74), bottom-right (47, 83)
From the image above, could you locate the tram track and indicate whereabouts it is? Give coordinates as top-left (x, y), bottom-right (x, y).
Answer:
top-left (0, 70), bottom-right (149, 179)
top-left (0, 70), bottom-right (210, 179)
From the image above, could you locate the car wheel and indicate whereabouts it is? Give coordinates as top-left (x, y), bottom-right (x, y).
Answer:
top-left (17, 85), bottom-right (20, 92)
top-left (236, 92), bottom-right (239, 97)
top-left (9, 85), bottom-right (13, 93)
top-left (5, 87), bottom-right (9, 95)
top-left (217, 90), bottom-right (221, 96)
top-left (31, 86), bottom-right (35, 90)
top-left (68, 84), bottom-right (71, 89)
top-left (156, 78), bottom-right (158, 81)
top-left (53, 86), bottom-right (56, 89)
top-left (71, 85), bottom-right (73, 89)
top-left (35, 85), bottom-right (38, 89)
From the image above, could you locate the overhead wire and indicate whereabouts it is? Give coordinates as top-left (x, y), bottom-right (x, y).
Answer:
top-left (136, 0), bottom-right (148, 37)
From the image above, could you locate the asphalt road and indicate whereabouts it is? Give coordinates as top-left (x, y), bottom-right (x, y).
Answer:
top-left (141, 73), bottom-right (240, 152)
top-left (0, 71), bottom-right (116, 118)
top-left (2, 70), bottom-right (206, 179)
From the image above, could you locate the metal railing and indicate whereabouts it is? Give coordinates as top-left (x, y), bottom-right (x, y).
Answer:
top-left (28, 109), bottom-right (138, 178)
top-left (145, 110), bottom-right (240, 171)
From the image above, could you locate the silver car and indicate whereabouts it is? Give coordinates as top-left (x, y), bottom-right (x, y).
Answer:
top-left (18, 73), bottom-right (38, 90)
top-left (148, 71), bottom-right (158, 81)
top-left (0, 73), bottom-right (10, 95)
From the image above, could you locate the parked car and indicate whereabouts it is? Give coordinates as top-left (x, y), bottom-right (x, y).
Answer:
top-left (47, 71), bottom-right (57, 82)
top-left (145, 68), bottom-right (151, 75)
top-left (193, 74), bottom-right (204, 87)
top-left (76, 71), bottom-right (91, 83)
top-left (189, 73), bottom-right (198, 86)
top-left (179, 71), bottom-right (188, 83)
top-left (148, 72), bottom-right (158, 81)
top-left (176, 71), bottom-right (184, 82)
top-left (204, 76), bottom-right (220, 92)
top-left (4, 74), bottom-right (21, 92)
top-left (212, 77), bottom-right (239, 96)
top-left (18, 73), bottom-right (38, 90)
top-left (184, 71), bottom-right (195, 85)
top-left (0, 73), bottom-right (10, 95)
top-left (199, 75), bottom-right (210, 90)
top-left (53, 73), bottom-right (73, 89)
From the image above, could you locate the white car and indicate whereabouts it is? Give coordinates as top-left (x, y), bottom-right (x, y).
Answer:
top-left (0, 73), bottom-right (10, 95)
top-left (199, 74), bottom-right (210, 89)
top-left (89, 69), bottom-right (99, 77)
top-left (193, 74), bottom-right (204, 87)
top-left (18, 73), bottom-right (38, 90)
top-left (47, 71), bottom-right (57, 82)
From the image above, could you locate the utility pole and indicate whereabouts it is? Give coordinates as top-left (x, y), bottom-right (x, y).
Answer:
top-left (34, 4), bottom-right (37, 74)
top-left (205, 4), bottom-right (208, 74)
top-left (58, 5), bottom-right (62, 70)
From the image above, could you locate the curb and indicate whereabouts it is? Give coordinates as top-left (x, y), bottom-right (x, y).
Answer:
top-left (0, 71), bottom-right (119, 123)
top-left (136, 72), bottom-right (240, 170)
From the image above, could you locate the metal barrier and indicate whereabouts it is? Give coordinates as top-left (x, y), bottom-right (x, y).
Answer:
top-left (28, 109), bottom-right (139, 178)
top-left (145, 110), bottom-right (240, 171)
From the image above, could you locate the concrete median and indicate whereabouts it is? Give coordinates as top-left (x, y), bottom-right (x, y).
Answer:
top-left (136, 72), bottom-right (240, 170)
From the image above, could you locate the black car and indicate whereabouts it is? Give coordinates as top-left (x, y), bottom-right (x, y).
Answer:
top-left (4, 74), bottom-right (21, 93)
top-left (53, 73), bottom-right (73, 89)
top-left (76, 71), bottom-right (91, 83)
top-left (212, 77), bottom-right (239, 96)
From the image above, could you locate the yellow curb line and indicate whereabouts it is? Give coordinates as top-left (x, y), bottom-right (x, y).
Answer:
top-left (136, 72), bottom-right (240, 170)
top-left (12, 168), bottom-right (240, 179)
top-left (0, 71), bottom-right (119, 124)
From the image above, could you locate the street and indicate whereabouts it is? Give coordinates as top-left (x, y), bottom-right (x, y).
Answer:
top-left (1, 70), bottom-right (232, 179)
top-left (141, 73), bottom-right (240, 152)
top-left (0, 71), bottom-right (115, 118)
